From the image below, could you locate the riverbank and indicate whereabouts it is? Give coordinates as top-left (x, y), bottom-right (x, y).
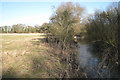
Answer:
top-left (2, 34), bottom-right (86, 78)
top-left (2, 35), bottom-right (64, 78)
top-left (78, 40), bottom-right (120, 78)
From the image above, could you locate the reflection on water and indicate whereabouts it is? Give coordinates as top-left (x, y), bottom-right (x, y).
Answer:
top-left (78, 44), bottom-right (108, 78)
top-left (78, 44), bottom-right (98, 68)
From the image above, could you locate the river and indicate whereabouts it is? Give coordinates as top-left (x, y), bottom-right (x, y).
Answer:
top-left (78, 43), bottom-right (110, 78)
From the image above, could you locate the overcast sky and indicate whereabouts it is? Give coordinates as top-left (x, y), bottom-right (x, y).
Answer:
top-left (0, 1), bottom-right (112, 26)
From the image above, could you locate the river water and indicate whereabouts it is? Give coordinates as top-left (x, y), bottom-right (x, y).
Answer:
top-left (78, 43), bottom-right (109, 78)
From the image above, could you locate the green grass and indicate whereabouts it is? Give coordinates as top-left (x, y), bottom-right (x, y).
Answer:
top-left (2, 34), bottom-right (63, 78)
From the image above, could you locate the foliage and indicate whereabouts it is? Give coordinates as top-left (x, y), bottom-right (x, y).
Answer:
top-left (49, 2), bottom-right (84, 47)
top-left (0, 24), bottom-right (47, 33)
top-left (85, 3), bottom-right (120, 76)
top-left (40, 23), bottom-right (51, 33)
top-left (86, 5), bottom-right (118, 48)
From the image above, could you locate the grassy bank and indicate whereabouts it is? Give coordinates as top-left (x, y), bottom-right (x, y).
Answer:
top-left (2, 34), bottom-right (64, 78)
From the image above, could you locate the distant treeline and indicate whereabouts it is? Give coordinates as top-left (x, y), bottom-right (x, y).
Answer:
top-left (0, 23), bottom-right (51, 33)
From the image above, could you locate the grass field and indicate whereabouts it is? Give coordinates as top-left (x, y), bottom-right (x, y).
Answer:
top-left (1, 34), bottom-right (63, 78)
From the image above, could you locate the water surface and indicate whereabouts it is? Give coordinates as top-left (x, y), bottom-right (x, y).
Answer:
top-left (78, 43), bottom-right (108, 78)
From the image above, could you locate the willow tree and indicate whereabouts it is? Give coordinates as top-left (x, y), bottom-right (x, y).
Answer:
top-left (86, 3), bottom-right (119, 77)
top-left (86, 5), bottom-right (118, 48)
top-left (50, 2), bottom-right (84, 48)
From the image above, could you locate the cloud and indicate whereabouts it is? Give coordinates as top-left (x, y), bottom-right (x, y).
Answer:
top-left (1, 13), bottom-right (51, 26)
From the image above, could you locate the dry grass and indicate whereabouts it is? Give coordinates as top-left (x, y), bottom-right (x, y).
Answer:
top-left (2, 34), bottom-right (63, 78)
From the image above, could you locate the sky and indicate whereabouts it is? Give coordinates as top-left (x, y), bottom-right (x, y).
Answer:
top-left (0, 1), bottom-right (113, 26)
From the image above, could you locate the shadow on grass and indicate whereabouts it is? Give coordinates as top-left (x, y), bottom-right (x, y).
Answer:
top-left (2, 68), bottom-right (18, 78)
top-left (29, 36), bottom-right (85, 78)
top-left (2, 36), bottom-right (59, 78)
top-left (29, 37), bottom-right (64, 78)
top-left (2, 36), bottom-right (73, 78)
